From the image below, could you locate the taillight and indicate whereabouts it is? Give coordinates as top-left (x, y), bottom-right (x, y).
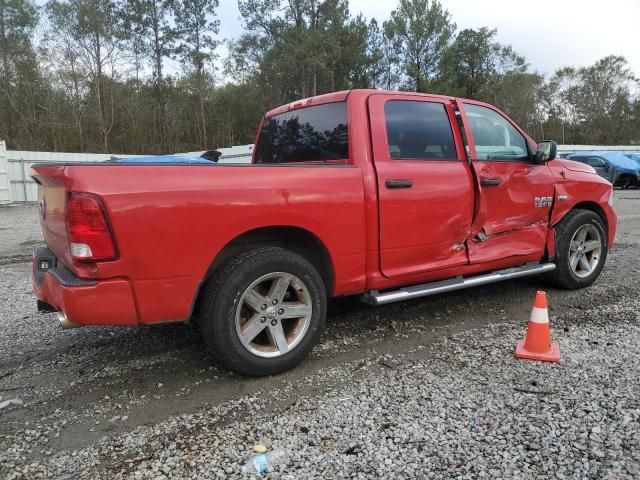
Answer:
top-left (66, 193), bottom-right (117, 261)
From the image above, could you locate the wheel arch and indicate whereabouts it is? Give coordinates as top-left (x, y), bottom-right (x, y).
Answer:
top-left (194, 226), bottom-right (335, 314)
top-left (547, 201), bottom-right (609, 260)
top-left (564, 202), bottom-right (608, 231)
top-left (545, 206), bottom-right (609, 289)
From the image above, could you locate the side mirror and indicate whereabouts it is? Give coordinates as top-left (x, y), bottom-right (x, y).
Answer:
top-left (534, 140), bottom-right (557, 163)
top-left (603, 163), bottom-right (610, 172)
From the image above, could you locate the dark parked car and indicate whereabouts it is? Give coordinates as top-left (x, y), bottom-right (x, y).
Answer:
top-left (566, 151), bottom-right (640, 188)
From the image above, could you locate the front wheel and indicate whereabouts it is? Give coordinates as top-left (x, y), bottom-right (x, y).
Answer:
top-left (546, 209), bottom-right (608, 289)
top-left (198, 247), bottom-right (326, 377)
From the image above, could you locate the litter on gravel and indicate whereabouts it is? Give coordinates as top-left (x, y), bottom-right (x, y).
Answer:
top-left (0, 398), bottom-right (24, 410)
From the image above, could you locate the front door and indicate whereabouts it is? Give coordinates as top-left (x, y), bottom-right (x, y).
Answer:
top-left (369, 94), bottom-right (475, 278)
top-left (458, 101), bottom-right (555, 264)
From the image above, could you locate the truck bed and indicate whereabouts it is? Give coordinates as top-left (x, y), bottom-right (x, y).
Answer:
top-left (31, 163), bottom-right (368, 324)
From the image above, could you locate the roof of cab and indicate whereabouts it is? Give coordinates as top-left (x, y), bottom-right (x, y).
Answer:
top-left (264, 89), bottom-right (457, 118)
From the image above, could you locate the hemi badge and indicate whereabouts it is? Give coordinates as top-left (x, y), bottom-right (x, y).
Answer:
top-left (535, 196), bottom-right (553, 208)
top-left (558, 195), bottom-right (568, 201)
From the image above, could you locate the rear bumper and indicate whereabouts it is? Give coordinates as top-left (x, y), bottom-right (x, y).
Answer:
top-left (33, 247), bottom-right (138, 327)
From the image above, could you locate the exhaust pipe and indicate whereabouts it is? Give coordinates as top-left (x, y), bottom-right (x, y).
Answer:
top-left (57, 311), bottom-right (82, 329)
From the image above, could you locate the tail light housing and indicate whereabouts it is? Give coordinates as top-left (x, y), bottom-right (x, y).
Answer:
top-left (66, 193), bottom-right (118, 261)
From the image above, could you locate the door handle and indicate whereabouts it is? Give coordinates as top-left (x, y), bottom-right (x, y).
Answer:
top-left (480, 177), bottom-right (501, 186)
top-left (385, 179), bottom-right (413, 189)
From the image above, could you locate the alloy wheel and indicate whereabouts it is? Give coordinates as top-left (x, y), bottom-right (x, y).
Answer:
top-left (235, 272), bottom-right (312, 358)
top-left (568, 224), bottom-right (602, 278)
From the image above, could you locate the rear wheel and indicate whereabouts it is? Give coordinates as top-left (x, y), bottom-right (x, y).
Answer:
top-left (198, 247), bottom-right (326, 376)
top-left (546, 209), bottom-right (608, 289)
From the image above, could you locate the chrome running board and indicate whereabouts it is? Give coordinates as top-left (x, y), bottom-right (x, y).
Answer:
top-left (361, 263), bottom-right (556, 306)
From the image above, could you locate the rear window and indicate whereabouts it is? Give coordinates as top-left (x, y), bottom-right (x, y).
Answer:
top-left (254, 102), bottom-right (348, 164)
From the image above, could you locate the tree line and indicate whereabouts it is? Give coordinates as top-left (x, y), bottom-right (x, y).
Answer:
top-left (1, 0), bottom-right (638, 154)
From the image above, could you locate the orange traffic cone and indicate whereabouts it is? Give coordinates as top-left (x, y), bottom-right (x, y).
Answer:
top-left (515, 291), bottom-right (560, 363)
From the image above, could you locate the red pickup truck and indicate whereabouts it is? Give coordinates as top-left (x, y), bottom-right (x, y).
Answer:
top-left (31, 89), bottom-right (616, 376)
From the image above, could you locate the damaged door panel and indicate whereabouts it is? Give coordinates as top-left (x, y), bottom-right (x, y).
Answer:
top-left (466, 222), bottom-right (549, 265)
top-left (470, 161), bottom-right (555, 236)
top-left (457, 100), bottom-right (555, 263)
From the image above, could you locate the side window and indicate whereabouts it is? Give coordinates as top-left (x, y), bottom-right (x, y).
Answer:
top-left (464, 104), bottom-right (529, 161)
top-left (384, 100), bottom-right (457, 160)
top-left (254, 102), bottom-right (348, 164)
top-left (586, 157), bottom-right (607, 168)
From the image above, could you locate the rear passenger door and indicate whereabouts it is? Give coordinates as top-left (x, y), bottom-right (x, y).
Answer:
top-left (369, 94), bottom-right (475, 278)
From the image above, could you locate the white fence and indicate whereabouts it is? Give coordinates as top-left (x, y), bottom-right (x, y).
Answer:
top-left (1, 141), bottom-right (639, 204)
top-left (0, 141), bottom-right (9, 204)
top-left (0, 141), bottom-right (253, 203)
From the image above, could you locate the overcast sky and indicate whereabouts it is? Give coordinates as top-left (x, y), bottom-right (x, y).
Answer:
top-left (217, 0), bottom-right (640, 78)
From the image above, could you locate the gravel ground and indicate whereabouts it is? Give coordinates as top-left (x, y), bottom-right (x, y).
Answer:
top-left (0, 204), bottom-right (42, 261)
top-left (1, 194), bottom-right (640, 479)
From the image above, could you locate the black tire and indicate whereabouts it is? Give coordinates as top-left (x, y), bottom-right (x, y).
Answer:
top-left (615, 174), bottom-right (634, 190)
top-left (197, 247), bottom-right (326, 377)
top-left (545, 209), bottom-right (608, 289)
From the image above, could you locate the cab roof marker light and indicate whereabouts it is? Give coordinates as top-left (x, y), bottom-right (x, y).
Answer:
top-left (289, 99), bottom-right (312, 111)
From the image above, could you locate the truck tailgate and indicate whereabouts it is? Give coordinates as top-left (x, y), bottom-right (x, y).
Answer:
top-left (30, 165), bottom-right (73, 267)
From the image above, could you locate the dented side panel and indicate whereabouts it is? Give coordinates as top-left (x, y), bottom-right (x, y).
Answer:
top-left (453, 100), bottom-right (556, 264)
top-left (548, 160), bottom-right (617, 247)
top-left (469, 161), bottom-right (555, 237)
top-left (463, 159), bottom-right (555, 264)
top-left (466, 222), bottom-right (548, 265)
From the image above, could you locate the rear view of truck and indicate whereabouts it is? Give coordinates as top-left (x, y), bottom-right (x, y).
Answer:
top-left (32, 164), bottom-right (138, 328)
